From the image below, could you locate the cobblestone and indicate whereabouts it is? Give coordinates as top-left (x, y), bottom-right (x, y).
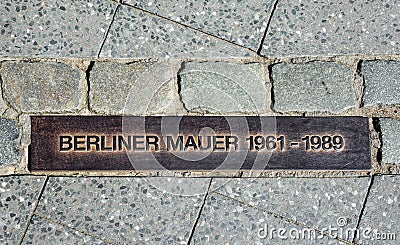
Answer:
top-left (90, 61), bottom-right (180, 115)
top-left (0, 118), bottom-right (20, 167)
top-left (362, 60), bottom-right (400, 107)
top-left (272, 61), bottom-right (355, 113)
top-left (1, 61), bottom-right (84, 112)
top-left (380, 118), bottom-right (400, 164)
top-left (179, 62), bottom-right (268, 113)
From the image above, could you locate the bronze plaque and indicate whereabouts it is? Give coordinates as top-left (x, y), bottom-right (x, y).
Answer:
top-left (29, 116), bottom-right (371, 171)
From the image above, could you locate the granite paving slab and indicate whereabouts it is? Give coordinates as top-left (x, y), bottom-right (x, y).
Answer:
top-left (123, 0), bottom-right (276, 50)
top-left (362, 60), bottom-right (400, 107)
top-left (211, 178), bottom-right (370, 232)
top-left (191, 192), bottom-right (342, 244)
top-left (357, 175), bottom-right (400, 245)
top-left (380, 118), bottom-right (400, 164)
top-left (100, 5), bottom-right (254, 58)
top-left (0, 0), bottom-right (117, 57)
top-left (0, 176), bottom-right (46, 244)
top-left (261, 0), bottom-right (400, 56)
top-left (36, 177), bottom-right (210, 244)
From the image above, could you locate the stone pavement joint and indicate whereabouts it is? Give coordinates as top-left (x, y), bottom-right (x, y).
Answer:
top-left (176, 62), bottom-right (190, 114)
top-left (210, 190), bottom-right (353, 244)
top-left (354, 59), bottom-right (365, 108)
top-left (372, 118), bottom-right (384, 167)
top-left (268, 63), bottom-right (278, 113)
top-left (97, 4), bottom-right (120, 58)
top-left (85, 61), bottom-right (95, 113)
top-left (256, 0), bottom-right (280, 55)
top-left (352, 175), bottom-right (374, 244)
top-left (18, 176), bottom-right (48, 245)
top-left (187, 178), bottom-right (212, 245)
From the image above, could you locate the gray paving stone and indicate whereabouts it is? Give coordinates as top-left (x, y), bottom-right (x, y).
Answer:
top-left (0, 89), bottom-right (6, 115)
top-left (0, 176), bottom-right (46, 244)
top-left (261, 0), bottom-right (400, 56)
top-left (1, 61), bottom-right (84, 112)
top-left (179, 62), bottom-right (268, 113)
top-left (0, 118), bottom-right (20, 167)
top-left (22, 215), bottom-right (107, 245)
top-left (357, 175), bottom-right (400, 245)
top-left (90, 61), bottom-right (179, 115)
top-left (192, 193), bottom-right (339, 244)
top-left (123, 0), bottom-right (275, 50)
top-left (272, 62), bottom-right (355, 113)
top-left (36, 177), bottom-right (209, 244)
top-left (0, 0), bottom-right (116, 57)
top-left (211, 178), bottom-right (369, 232)
top-left (100, 5), bottom-right (253, 58)
top-left (362, 60), bottom-right (400, 107)
top-left (380, 118), bottom-right (400, 164)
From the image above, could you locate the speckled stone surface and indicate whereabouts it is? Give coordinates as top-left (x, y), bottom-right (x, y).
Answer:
top-left (179, 62), bottom-right (268, 113)
top-left (261, 0), bottom-right (400, 56)
top-left (36, 177), bottom-right (209, 244)
top-left (23, 215), bottom-right (107, 245)
top-left (123, 0), bottom-right (275, 50)
top-left (357, 175), bottom-right (400, 245)
top-left (100, 5), bottom-right (253, 58)
top-left (0, 90), bottom-right (6, 115)
top-left (272, 62), bottom-right (355, 113)
top-left (90, 61), bottom-right (180, 115)
top-left (0, 176), bottom-right (45, 244)
top-left (0, 118), bottom-right (20, 167)
top-left (362, 60), bottom-right (400, 107)
top-left (1, 62), bottom-right (84, 112)
top-left (211, 178), bottom-right (369, 231)
top-left (380, 118), bottom-right (400, 164)
top-left (191, 193), bottom-right (340, 244)
top-left (0, 0), bottom-right (116, 57)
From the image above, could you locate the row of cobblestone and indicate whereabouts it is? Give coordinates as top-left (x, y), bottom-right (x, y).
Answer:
top-left (1, 59), bottom-right (399, 114)
top-left (0, 58), bottom-right (399, 172)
